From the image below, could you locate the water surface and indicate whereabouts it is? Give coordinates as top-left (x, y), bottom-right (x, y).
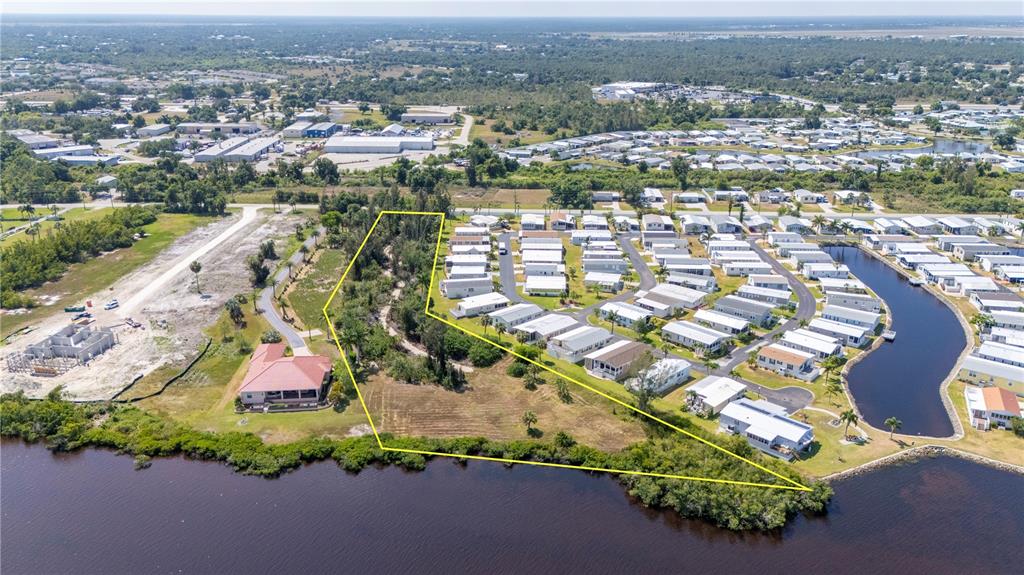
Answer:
top-left (3, 441), bottom-right (1022, 574)
top-left (825, 245), bottom-right (962, 437)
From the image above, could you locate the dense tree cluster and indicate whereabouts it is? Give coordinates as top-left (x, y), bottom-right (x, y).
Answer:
top-left (1, 205), bottom-right (158, 306)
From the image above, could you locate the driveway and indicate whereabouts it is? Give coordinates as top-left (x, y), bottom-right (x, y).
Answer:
top-left (258, 223), bottom-right (324, 356)
top-left (496, 231), bottom-right (525, 304)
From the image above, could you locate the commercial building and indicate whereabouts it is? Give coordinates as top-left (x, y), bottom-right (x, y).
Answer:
top-left (304, 122), bottom-right (338, 138)
top-left (400, 112), bottom-right (454, 124)
top-left (222, 137), bottom-right (279, 162)
top-left (194, 136), bottom-right (249, 162)
top-left (136, 123), bottom-right (171, 138)
top-left (32, 145), bottom-right (95, 160)
top-left (718, 398), bottom-right (814, 460)
top-left (237, 344), bottom-right (332, 410)
top-left (324, 135), bottom-right (434, 153)
top-left (176, 122), bottom-right (262, 135)
top-left (283, 121), bottom-right (313, 138)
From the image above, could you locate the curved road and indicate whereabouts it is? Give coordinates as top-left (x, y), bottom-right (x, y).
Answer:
top-left (258, 223), bottom-right (325, 356)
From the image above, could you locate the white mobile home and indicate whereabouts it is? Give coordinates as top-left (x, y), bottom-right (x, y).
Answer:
top-left (450, 292), bottom-right (509, 318)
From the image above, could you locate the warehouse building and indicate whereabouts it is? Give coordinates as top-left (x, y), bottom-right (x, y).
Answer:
top-left (324, 135), bottom-right (434, 154)
top-left (400, 112), bottom-right (454, 124)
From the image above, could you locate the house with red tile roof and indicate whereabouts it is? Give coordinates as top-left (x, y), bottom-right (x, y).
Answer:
top-left (238, 344), bottom-right (332, 410)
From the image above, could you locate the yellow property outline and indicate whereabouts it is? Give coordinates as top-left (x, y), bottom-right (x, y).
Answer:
top-left (324, 210), bottom-right (811, 492)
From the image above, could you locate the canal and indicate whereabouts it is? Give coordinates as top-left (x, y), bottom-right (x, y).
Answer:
top-left (824, 245), bottom-right (962, 437)
top-left (2, 440), bottom-right (1022, 574)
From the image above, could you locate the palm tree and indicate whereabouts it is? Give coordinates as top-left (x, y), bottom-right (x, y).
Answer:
top-left (19, 204), bottom-right (35, 219)
top-left (278, 296), bottom-right (290, 321)
top-left (25, 222), bottom-right (40, 243)
top-left (1018, 220), bottom-right (1024, 243)
top-left (702, 355), bottom-right (719, 375)
top-left (480, 315), bottom-right (492, 335)
top-left (189, 260), bottom-right (202, 293)
top-left (840, 409), bottom-right (859, 439)
top-left (606, 310), bottom-right (620, 334)
top-left (496, 324), bottom-right (508, 343)
top-left (824, 380), bottom-right (843, 406)
top-left (884, 416), bottom-right (902, 439)
top-left (812, 214), bottom-right (827, 234)
top-left (311, 228), bottom-right (320, 248)
top-left (521, 410), bottom-right (538, 432)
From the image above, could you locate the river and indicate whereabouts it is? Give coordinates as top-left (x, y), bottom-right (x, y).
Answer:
top-left (2, 440), bottom-right (1022, 574)
top-left (824, 245), bottom-right (963, 437)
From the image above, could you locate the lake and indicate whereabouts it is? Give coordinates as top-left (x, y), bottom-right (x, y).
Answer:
top-left (853, 138), bottom-right (991, 159)
top-left (2, 440), bottom-right (1022, 574)
top-left (824, 245), bottom-right (962, 437)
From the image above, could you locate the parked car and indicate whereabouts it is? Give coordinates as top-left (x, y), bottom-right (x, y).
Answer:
top-left (104, 299), bottom-right (120, 310)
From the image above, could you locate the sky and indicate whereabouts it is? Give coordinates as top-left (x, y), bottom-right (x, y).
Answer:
top-left (2, 1), bottom-right (1021, 18)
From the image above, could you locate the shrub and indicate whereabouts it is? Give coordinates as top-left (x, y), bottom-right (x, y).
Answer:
top-left (468, 341), bottom-right (504, 367)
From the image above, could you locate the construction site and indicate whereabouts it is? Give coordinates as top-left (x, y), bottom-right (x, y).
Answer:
top-left (5, 323), bottom-right (117, 377)
top-left (0, 206), bottom-right (311, 400)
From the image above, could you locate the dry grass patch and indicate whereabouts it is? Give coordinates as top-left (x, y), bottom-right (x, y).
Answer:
top-left (361, 357), bottom-right (647, 452)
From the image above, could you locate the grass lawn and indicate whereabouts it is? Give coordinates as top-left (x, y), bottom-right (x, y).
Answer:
top-left (468, 119), bottom-right (557, 147)
top-left (3, 213), bottom-right (218, 339)
top-left (286, 248), bottom-right (347, 331)
top-left (734, 363), bottom-right (820, 389)
top-left (1, 207), bottom-right (113, 248)
top-left (134, 306), bottom-right (370, 444)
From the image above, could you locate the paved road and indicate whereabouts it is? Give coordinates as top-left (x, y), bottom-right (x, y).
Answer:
top-left (258, 224), bottom-right (325, 356)
top-left (496, 231), bottom-right (525, 304)
top-left (570, 233), bottom-right (656, 322)
top-left (119, 206), bottom-right (259, 316)
top-left (714, 239), bottom-right (817, 375)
